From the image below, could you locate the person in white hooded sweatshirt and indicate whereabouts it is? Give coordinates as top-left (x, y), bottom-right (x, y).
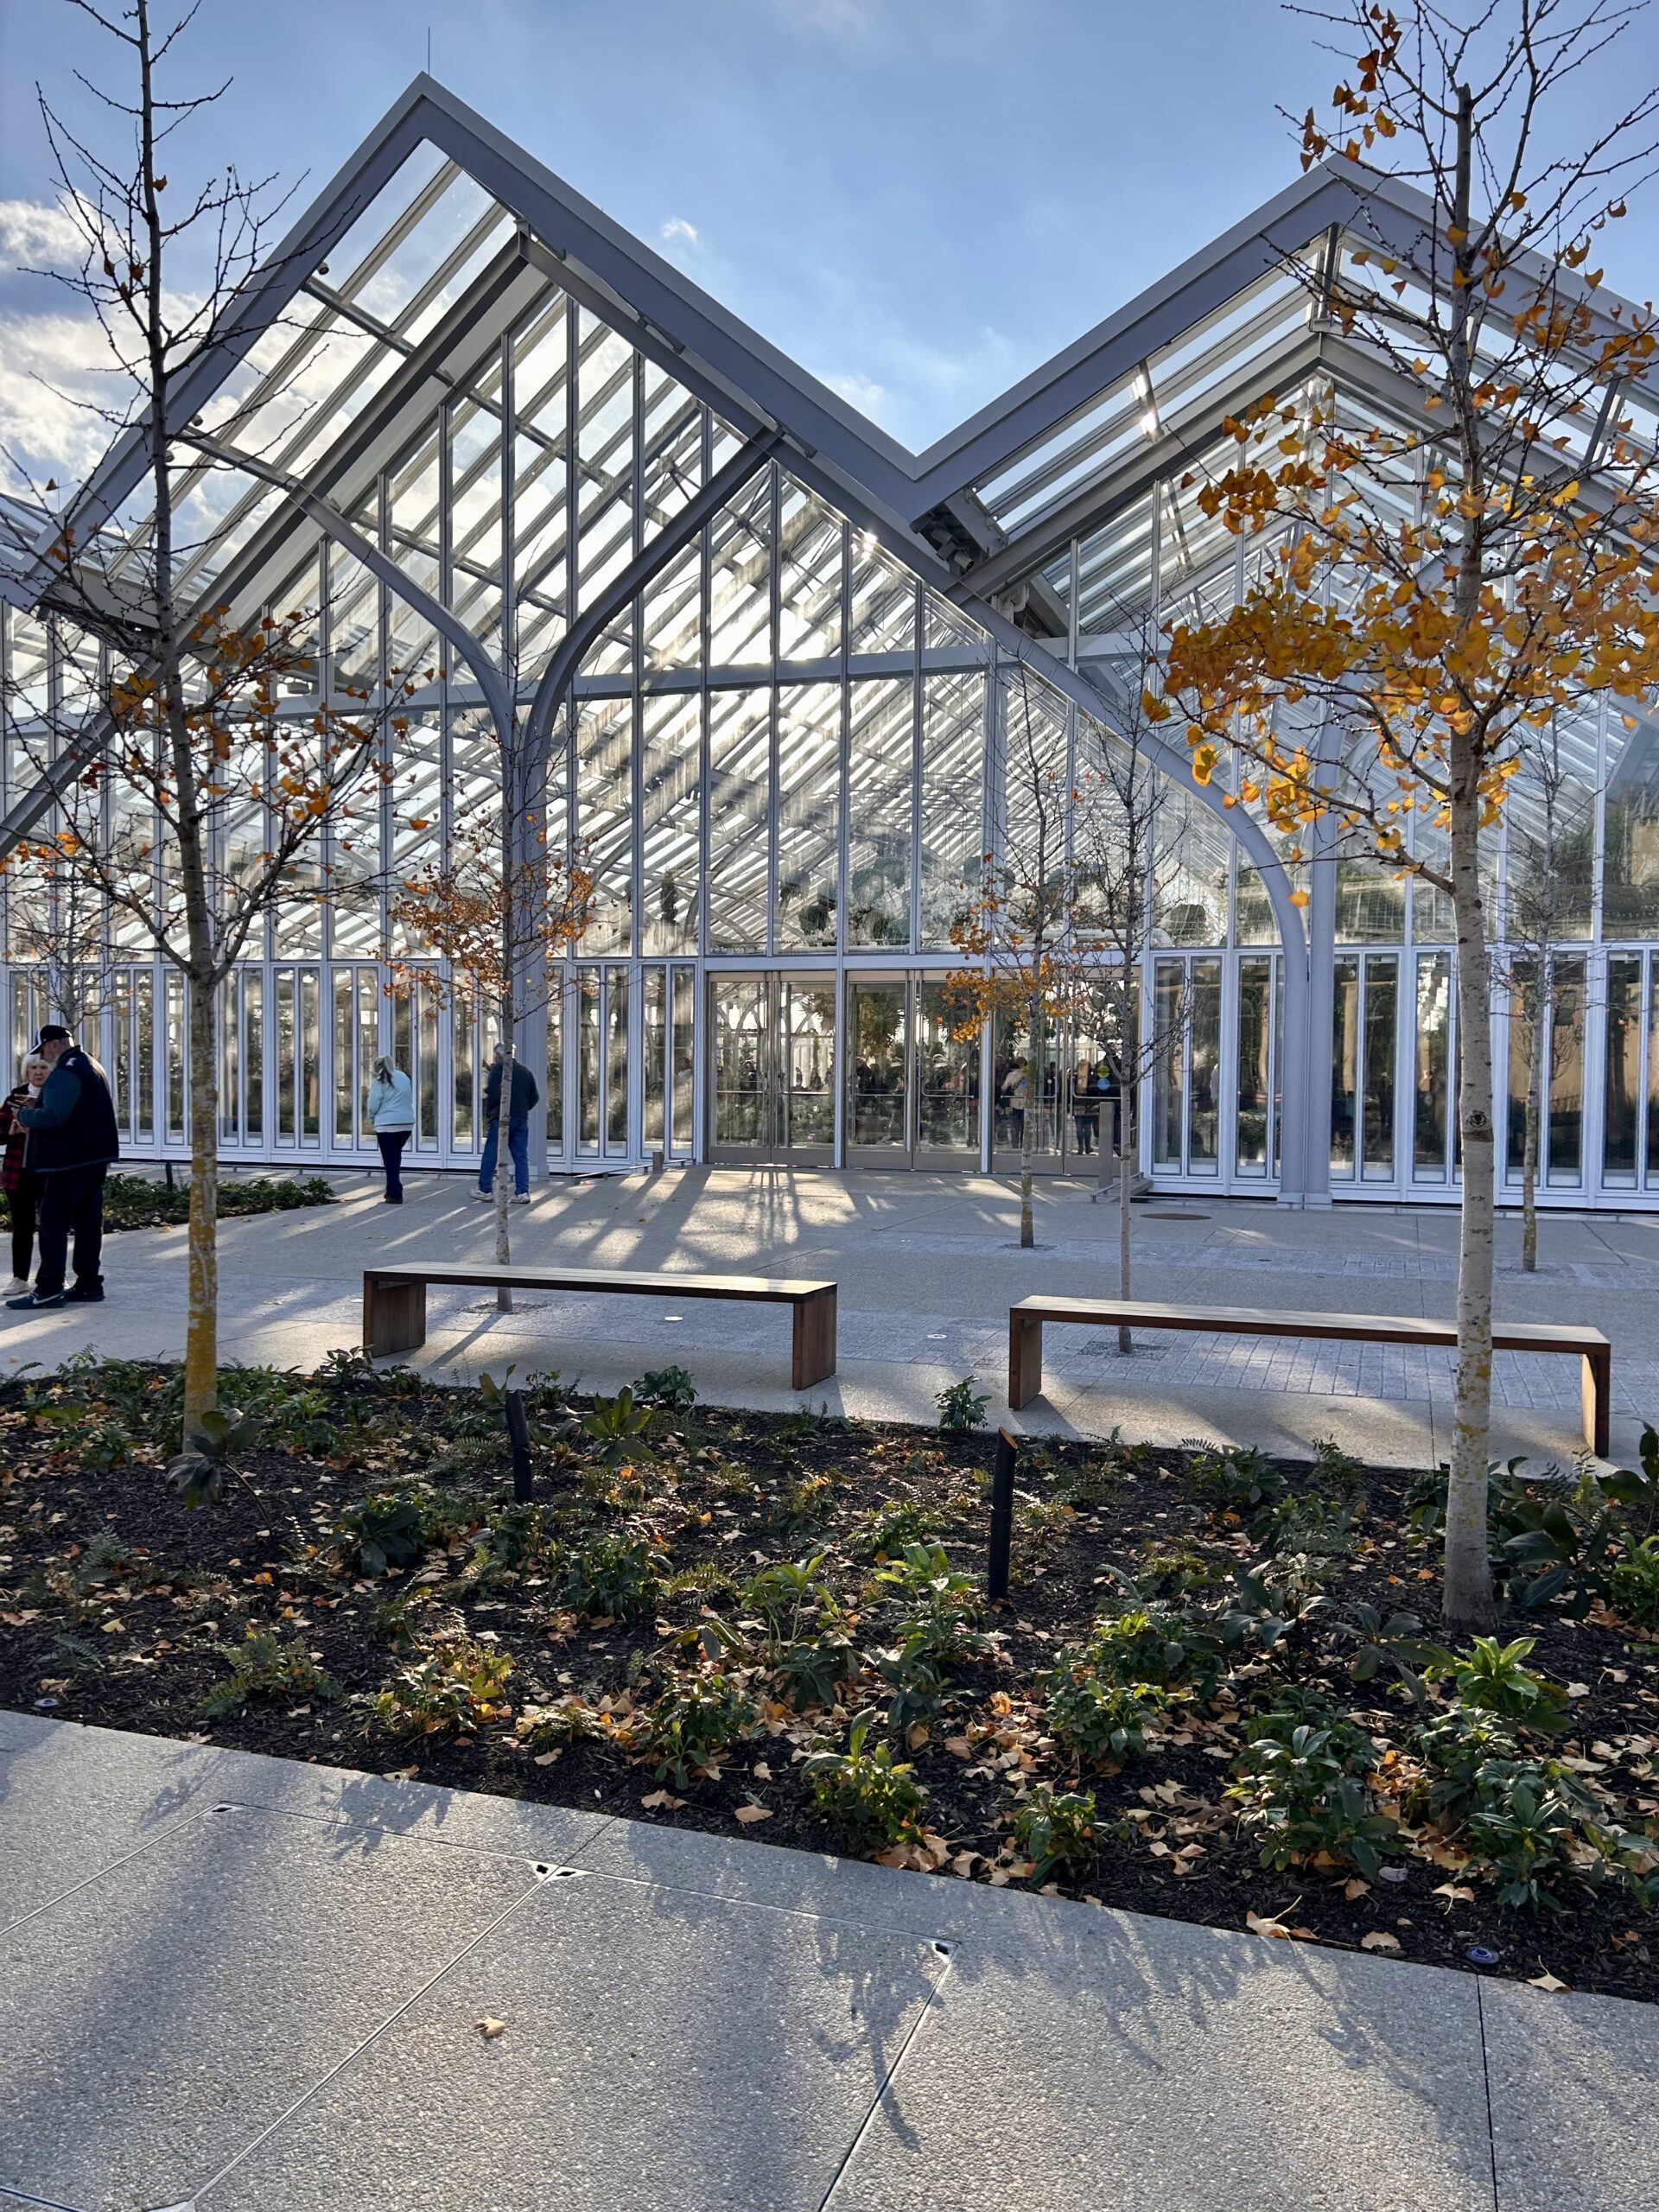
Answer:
top-left (365, 1057), bottom-right (416, 1203)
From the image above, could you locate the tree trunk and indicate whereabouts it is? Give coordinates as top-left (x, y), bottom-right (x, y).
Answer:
top-left (182, 971), bottom-right (219, 1439)
top-left (1522, 968), bottom-right (1544, 1274)
top-left (493, 1025), bottom-right (515, 1313)
top-left (1446, 732), bottom-right (1497, 1630)
top-left (1117, 1074), bottom-right (1134, 1356)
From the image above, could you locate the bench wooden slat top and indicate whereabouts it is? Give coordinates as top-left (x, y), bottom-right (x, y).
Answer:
top-left (1008, 1294), bottom-right (1609, 1355)
top-left (364, 1263), bottom-right (835, 1301)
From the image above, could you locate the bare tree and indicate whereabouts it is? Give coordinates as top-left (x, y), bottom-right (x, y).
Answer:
top-left (1, 0), bottom-right (410, 1434)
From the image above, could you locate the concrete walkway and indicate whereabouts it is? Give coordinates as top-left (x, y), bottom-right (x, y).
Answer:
top-left (0, 1712), bottom-right (1651, 2210)
top-left (4, 1164), bottom-right (1659, 1465)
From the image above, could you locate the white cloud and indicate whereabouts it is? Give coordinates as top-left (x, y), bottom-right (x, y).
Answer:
top-left (660, 216), bottom-right (700, 251)
top-left (827, 368), bottom-right (885, 417)
top-left (0, 197), bottom-right (93, 270)
top-left (0, 306), bottom-right (130, 487)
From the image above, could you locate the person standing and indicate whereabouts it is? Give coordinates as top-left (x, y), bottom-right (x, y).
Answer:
top-left (0, 1054), bottom-right (50, 1294)
top-left (1071, 1058), bottom-right (1098, 1157)
top-left (365, 1055), bottom-right (415, 1204)
top-left (6, 1025), bottom-right (120, 1310)
top-left (478, 1043), bottom-right (538, 1205)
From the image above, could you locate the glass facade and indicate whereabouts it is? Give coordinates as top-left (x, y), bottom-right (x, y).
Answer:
top-left (3, 110), bottom-right (1657, 1209)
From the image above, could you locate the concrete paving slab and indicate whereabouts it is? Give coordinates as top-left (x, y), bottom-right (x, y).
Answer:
top-left (829, 1911), bottom-right (1496, 2212)
top-left (0, 1803), bottom-right (538, 2212)
top-left (1482, 1976), bottom-right (1659, 2212)
top-left (0, 1719), bottom-right (614, 1930)
top-left (201, 1867), bottom-right (948, 2212)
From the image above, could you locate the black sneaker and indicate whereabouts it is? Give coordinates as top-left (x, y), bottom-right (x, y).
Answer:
top-left (6, 1289), bottom-right (65, 1310)
top-left (65, 1282), bottom-right (105, 1303)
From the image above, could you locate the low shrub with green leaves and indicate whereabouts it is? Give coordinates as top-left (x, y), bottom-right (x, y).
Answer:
top-left (1014, 1784), bottom-right (1098, 1885)
top-left (640, 1672), bottom-right (758, 1785)
top-left (582, 1388), bottom-right (655, 1468)
top-left (772, 1632), bottom-right (857, 1713)
top-left (1610, 1535), bottom-right (1659, 1633)
top-left (635, 1365), bottom-right (698, 1411)
top-left (1186, 1443), bottom-right (1286, 1517)
top-left (1425, 1636), bottom-right (1569, 1735)
top-left (855, 1498), bottom-right (940, 1560)
top-left (5, 1171), bottom-right (338, 1236)
top-left (935, 1376), bottom-right (989, 1433)
top-left (334, 1488), bottom-right (442, 1577)
top-left (1086, 1605), bottom-right (1218, 1692)
top-left (804, 1718), bottom-right (928, 1855)
top-left (743, 1555), bottom-right (833, 1644)
top-left (374, 1637), bottom-right (514, 1737)
top-left (198, 1629), bottom-right (340, 1720)
top-left (562, 1529), bottom-right (666, 1620)
top-left (1230, 1688), bottom-right (1397, 1878)
top-left (1042, 1658), bottom-right (1164, 1768)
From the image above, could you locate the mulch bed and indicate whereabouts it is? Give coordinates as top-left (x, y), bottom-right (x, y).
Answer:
top-left (2, 1351), bottom-right (1656, 2003)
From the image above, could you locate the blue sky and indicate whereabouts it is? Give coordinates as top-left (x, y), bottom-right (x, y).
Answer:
top-left (3, 0), bottom-right (1657, 486)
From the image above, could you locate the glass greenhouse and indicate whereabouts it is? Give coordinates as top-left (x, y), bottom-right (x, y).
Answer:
top-left (2, 78), bottom-right (1656, 1207)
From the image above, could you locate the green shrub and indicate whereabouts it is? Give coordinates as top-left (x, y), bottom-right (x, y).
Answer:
top-left (865, 1643), bottom-right (948, 1734)
top-left (374, 1637), bottom-right (513, 1737)
top-left (804, 1718), bottom-right (927, 1855)
top-left (772, 1633), bottom-right (857, 1713)
top-left (935, 1376), bottom-right (989, 1432)
top-left (1610, 1535), bottom-right (1659, 1633)
top-left (198, 1629), bottom-right (340, 1720)
top-left (1260, 1492), bottom-right (1356, 1560)
top-left (1230, 1689), bottom-right (1397, 1878)
top-left (334, 1488), bottom-right (439, 1577)
top-left (1042, 1660), bottom-right (1165, 1767)
top-left (1087, 1606), bottom-right (1205, 1690)
top-left (1461, 1760), bottom-right (1586, 1910)
top-left (1014, 1784), bottom-right (1098, 1885)
top-left (640, 1673), bottom-right (757, 1785)
top-left (1426, 1636), bottom-right (1569, 1735)
top-left (635, 1365), bottom-right (697, 1411)
top-left (1135, 1541), bottom-right (1229, 1599)
top-left (874, 1544), bottom-right (989, 1666)
top-left (743, 1555), bottom-right (833, 1644)
top-left (582, 1388), bottom-right (655, 1468)
top-left (563, 1530), bottom-right (666, 1620)
top-left (855, 1499), bottom-right (940, 1560)
top-left (1186, 1443), bottom-right (1286, 1516)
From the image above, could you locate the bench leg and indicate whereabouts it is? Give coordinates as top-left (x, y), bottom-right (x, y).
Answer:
top-left (1582, 1349), bottom-right (1611, 1459)
top-left (365, 1277), bottom-right (426, 1358)
top-left (1008, 1311), bottom-right (1043, 1411)
top-left (791, 1287), bottom-right (837, 1391)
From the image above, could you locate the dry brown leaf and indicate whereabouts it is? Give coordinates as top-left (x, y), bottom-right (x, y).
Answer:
top-left (734, 1803), bottom-right (772, 1824)
top-left (1247, 1910), bottom-right (1291, 1939)
top-left (1360, 1930), bottom-right (1402, 1952)
top-left (640, 1789), bottom-right (685, 1810)
top-left (1344, 1877), bottom-right (1371, 1900)
top-left (1528, 1971), bottom-right (1570, 1993)
top-left (1432, 1882), bottom-right (1476, 1904)
top-left (476, 2016), bottom-right (508, 2038)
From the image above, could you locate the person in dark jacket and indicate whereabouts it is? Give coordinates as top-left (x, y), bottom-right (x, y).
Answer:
top-left (477, 1044), bottom-right (539, 1205)
top-left (6, 1024), bottom-right (120, 1310)
top-left (0, 1054), bottom-right (51, 1293)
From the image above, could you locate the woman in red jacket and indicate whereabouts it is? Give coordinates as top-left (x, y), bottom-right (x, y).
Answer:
top-left (0, 1053), bottom-right (49, 1294)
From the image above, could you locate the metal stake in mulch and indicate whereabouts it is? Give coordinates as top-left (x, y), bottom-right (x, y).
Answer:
top-left (504, 1387), bottom-right (535, 1503)
top-left (988, 1427), bottom-right (1018, 1605)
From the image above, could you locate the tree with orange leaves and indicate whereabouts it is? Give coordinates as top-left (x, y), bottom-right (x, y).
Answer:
top-left (1153, 0), bottom-right (1659, 1624)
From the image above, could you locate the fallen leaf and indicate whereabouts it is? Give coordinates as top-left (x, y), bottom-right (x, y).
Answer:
top-left (640, 1789), bottom-right (685, 1810)
top-left (476, 2017), bottom-right (508, 2038)
top-left (1344, 1877), bottom-right (1371, 1901)
top-left (1360, 1930), bottom-right (1402, 1952)
top-left (1528, 1971), bottom-right (1570, 1993)
top-left (1247, 1910), bottom-right (1291, 1939)
top-left (1432, 1883), bottom-right (1477, 1904)
top-left (734, 1803), bottom-right (772, 1825)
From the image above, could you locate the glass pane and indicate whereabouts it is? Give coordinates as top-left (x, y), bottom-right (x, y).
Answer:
top-left (1605, 954), bottom-right (1642, 1185)
top-left (221, 977), bottom-right (240, 1144)
top-left (776, 683), bottom-right (840, 950)
top-left (276, 972), bottom-right (296, 1141)
top-left (1362, 955), bottom-right (1397, 1179)
top-left (1186, 958), bottom-right (1222, 1171)
top-left (1507, 959), bottom-right (1536, 1178)
top-left (779, 982), bottom-right (836, 1148)
top-left (707, 687), bottom-right (771, 953)
top-left (358, 972), bottom-right (378, 1148)
top-left (850, 982), bottom-right (907, 1147)
top-left (1331, 956), bottom-right (1358, 1178)
top-left (1548, 959), bottom-right (1586, 1184)
top-left (640, 690), bottom-right (701, 955)
top-left (919, 671), bottom-right (984, 949)
top-left (167, 975), bottom-right (187, 1141)
top-left (575, 698), bottom-right (632, 955)
top-left (334, 972), bottom-right (353, 1142)
top-left (1604, 706), bottom-right (1659, 937)
top-left (453, 995), bottom-right (474, 1149)
top-left (711, 977), bottom-right (768, 1147)
top-left (1236, 957), bottom-right (1272, 1175)
top-left (847, 678), bottom-right (912, 948)
top-left (1649, 959), bottom-right (1659, 1188)
top-left (993, 1007), bottom-right (1061, 1156)
top-left (300, 969), bottom-right (321, 1141)
top-left (606, 965), bottom-right (630, 1153)
top-left (546, 979), bottom-right (564, 1152)
top-left (1414, 953), bottom-right (1450, 1176)
top-left (671, 966), bottom-right (696, 1152)
top-left (918, 982), bottom-right (980, 1153)
top-left (778, 480), bottom-right (842, 661)
top-left (708, 476), bottom-right (772, 668)
top-left (416, 972), bottom-right (440, 1149)
top-left (1152, 962), bottom-right (1184, 1169)
top-left (577, 969), bottom-right (601, 1154)
top-left (643, 966), bottom-right (665, 1149)
top-left (1336, 858), bottom-right (1405, 942)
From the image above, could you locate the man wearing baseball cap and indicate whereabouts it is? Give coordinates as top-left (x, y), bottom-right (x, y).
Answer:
top-left (6, 1024), bottom-right (120, 1311)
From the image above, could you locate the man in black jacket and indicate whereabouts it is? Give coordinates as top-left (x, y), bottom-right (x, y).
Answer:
top-left (477, 1044), bottom-right (540, 1205)
top-left (6, 1024), bottom-right (120, 1310)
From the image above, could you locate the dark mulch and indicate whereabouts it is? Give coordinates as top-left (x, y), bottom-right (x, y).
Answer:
top-left (1, 1352), bottom-right (1656, 2003)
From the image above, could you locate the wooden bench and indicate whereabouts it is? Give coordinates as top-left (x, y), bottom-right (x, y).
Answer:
top-left (1007, 1295), bottom-right (1613, 1457)
top-left (362, 1263), bottom-right (838, 1390)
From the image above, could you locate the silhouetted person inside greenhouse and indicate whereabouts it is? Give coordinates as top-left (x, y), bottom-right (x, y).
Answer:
top-left (6, 1025), bottom-right (120, 1310)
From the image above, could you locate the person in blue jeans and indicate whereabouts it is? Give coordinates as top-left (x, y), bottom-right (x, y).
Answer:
top-left (478, 1045), bottom-right (539, 1205)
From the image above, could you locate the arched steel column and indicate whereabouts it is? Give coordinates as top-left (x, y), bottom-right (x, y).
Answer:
top-left (959, 604), bottom-right (1317, 1205)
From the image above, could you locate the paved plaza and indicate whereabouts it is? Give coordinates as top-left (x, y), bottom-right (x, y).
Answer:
top-left (2, 1165), bottom-right (1656, 1465)
top-left (0, 1711), bottom-right (1652, 2210)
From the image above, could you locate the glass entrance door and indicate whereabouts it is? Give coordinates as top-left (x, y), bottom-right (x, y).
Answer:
top-left (709, 975), bottom-right (836, 1163)
top-left (848, 976), bottom-right (982, 1166)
